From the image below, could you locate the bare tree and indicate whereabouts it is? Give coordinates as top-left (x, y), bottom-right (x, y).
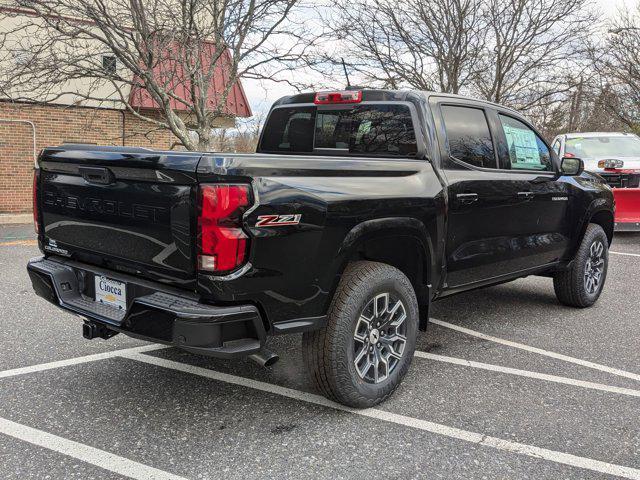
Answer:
top-left (475, 0), bottom-right (595, 113)
top-left (594, 5), bottom-right (640, 132)
top-left (210, 111), bottom-right (263, 152)
top-left (328, 0), bottom-right (484, 93)
top-left (528, 79), bottom-right (629, 139)
top-left (330, 0), bottom-right (595, 128)
top-left (0, 0), bottom-right (320, 150)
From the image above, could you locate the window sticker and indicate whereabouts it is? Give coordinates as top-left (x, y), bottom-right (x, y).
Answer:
top-left (503, 124), bottom-right (541, 167)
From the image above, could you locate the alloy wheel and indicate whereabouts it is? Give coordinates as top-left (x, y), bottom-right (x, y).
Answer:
top-left (584, 240), bottom-right (605, 295)
top-left (353, 292), bottom-right (407, 384)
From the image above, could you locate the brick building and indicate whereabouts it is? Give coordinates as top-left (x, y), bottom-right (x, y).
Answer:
top-left (0, 10), bottom-right (251, 214)
top-left (0, 103), bottom-right (175, 213)
top-left (0, 100), bottom-right (249, 213)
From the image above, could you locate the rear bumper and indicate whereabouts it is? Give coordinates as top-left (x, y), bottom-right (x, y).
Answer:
top-left (27, 256), bottom-right (266, 358)
top-left (613, 188), bottom-right (640, 231)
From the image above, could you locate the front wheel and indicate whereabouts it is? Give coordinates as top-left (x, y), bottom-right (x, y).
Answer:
top-left (554, 223), bottom-right (609, 308)
top-left (302, 261), bottom-right (419, 408)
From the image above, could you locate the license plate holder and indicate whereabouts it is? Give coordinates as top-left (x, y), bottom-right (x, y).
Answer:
top-left (94, 276), bottom-right (127, 310)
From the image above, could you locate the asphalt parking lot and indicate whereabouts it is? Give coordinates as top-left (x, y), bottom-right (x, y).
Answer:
top-left (1, 223), bottom-right (639, 479)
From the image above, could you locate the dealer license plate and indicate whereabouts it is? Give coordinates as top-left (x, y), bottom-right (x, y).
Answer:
top-left (95, 276), bottom-right (127, 310)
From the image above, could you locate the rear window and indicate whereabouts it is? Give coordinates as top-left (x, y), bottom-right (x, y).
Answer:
top-left (259, 104), bottom-right (418, 157)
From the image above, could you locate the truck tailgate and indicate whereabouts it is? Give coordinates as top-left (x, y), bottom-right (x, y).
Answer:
top-left (37, 146), bottom-right (202, 288)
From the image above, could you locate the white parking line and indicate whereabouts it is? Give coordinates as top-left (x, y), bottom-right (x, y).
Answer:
top-left (610, 251), bottom-right (640, 258)
top-left (121, 352), bottom-right (640, 480)
top-left (0, 344), bottom-right (167, 379)
top-left (2, 339), bottom-right (636, 398)
top-left (430, 319), bottom-right (640, 382)
top-left (415, 351), bottom-right (640, 398)
top-left (0, 417), bottom-right (187, 480)
top-left (3, 339), bottom-right (637, 399)
top-left (2, 345), bottom-right (639, 478)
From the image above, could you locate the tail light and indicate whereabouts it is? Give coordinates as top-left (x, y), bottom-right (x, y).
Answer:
top-left (32, 169), bottom-right (40, 234)
top-left (197, 184), bottom-right (251, 273)
top-left (314, 90), bottom-right (362, 104)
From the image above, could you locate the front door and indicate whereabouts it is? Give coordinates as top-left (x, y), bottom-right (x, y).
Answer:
top-left (489, 112), bottom-right (572, 267)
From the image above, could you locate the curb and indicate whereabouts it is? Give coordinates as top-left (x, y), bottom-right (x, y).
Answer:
top-left (0, 213), bottom-right (33, 225)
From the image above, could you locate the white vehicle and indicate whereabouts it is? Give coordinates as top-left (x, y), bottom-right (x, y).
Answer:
top-left (551, 131), bottom-right (640, 231)
top-left (551, 132), bottom-right (640, 173)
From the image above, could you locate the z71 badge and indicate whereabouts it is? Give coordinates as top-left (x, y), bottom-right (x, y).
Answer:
top-left (255, 214), bottom-right (302, 227)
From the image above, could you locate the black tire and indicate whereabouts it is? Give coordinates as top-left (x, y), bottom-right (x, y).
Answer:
top-left (554, 223), bottom-right (609, 308)
top-left (302, 261), bottom-right (419, 408)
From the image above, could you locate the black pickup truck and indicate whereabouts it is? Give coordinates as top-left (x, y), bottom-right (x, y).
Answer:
top-left (28, 89), bottom-right (614, 407)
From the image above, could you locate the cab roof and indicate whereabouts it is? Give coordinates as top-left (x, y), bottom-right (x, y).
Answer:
top-left (272, 89), bottom-right (520, 115)
top-left (419, 91), bottom-right (521, 115)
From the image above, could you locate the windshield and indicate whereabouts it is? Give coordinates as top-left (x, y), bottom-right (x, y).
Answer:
top-left (565, 136), bottom-right (640, 158)
top-left (259, 104), bottom-right (418, 157)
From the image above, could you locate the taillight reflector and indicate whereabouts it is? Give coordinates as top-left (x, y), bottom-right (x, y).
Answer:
top-left (32, 169), bottom-right (39, 234)
top-left (314, 90), bottom-right (362, 104)
top-left (198, 184), bottom-right (251, 273)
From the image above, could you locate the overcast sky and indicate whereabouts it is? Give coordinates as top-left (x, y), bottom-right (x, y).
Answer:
top-left (241, 0), bottom-right (639, 121)
top-left (600, 0), bottom-right (636, 14)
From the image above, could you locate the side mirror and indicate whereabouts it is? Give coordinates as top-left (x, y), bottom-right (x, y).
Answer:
top-left (560, 156), bottom-right (584, 176)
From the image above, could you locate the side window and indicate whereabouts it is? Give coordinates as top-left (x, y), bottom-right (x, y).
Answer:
top-left (552, 139), bottom-right (561, 156)
top-left (441, 105), bottom-right (496, 169)
top-left (499, 115), bottom-right (552, 171)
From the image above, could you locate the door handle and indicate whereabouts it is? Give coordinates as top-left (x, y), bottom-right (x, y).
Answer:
top-left (456, 193), bottom-right (478, 204)
top-left (517, 191), bottom-right (535, 201)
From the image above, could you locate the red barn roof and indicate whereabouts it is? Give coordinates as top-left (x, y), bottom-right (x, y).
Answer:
top-left (129, 46), bottom-right (251, 118)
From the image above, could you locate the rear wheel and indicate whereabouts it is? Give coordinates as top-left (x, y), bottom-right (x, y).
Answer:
top-left (302, 261), bottom-right (418, 408)
top-left (554, 224), bottom-right (609, 307)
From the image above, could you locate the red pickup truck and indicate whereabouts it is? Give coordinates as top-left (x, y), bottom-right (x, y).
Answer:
top-left (552, 132), bottom-right (640, 231)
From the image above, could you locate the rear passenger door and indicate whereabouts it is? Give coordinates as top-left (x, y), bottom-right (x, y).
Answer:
top-left (433, 100), bottom-right (521, 287)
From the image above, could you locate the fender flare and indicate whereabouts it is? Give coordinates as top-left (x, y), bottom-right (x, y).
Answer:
top-left (339, 217), bottom-right (432, 258)
top-left (333, 217), bottom-right (438, 330)
top-left (579, 198), bottom-right (614, 242)
top-left (567, 199), bottom-right (614, 264)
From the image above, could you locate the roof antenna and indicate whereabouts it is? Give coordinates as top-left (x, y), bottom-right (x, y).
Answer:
top-left (341, 58), bottom-right (351, 88)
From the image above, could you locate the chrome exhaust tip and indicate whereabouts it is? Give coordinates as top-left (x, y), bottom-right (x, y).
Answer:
top-left (248, 349), bottom-right (279, 368)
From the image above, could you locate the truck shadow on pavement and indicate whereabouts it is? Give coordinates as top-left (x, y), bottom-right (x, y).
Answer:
top-left (430, 278), bottom-right (564, 323)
